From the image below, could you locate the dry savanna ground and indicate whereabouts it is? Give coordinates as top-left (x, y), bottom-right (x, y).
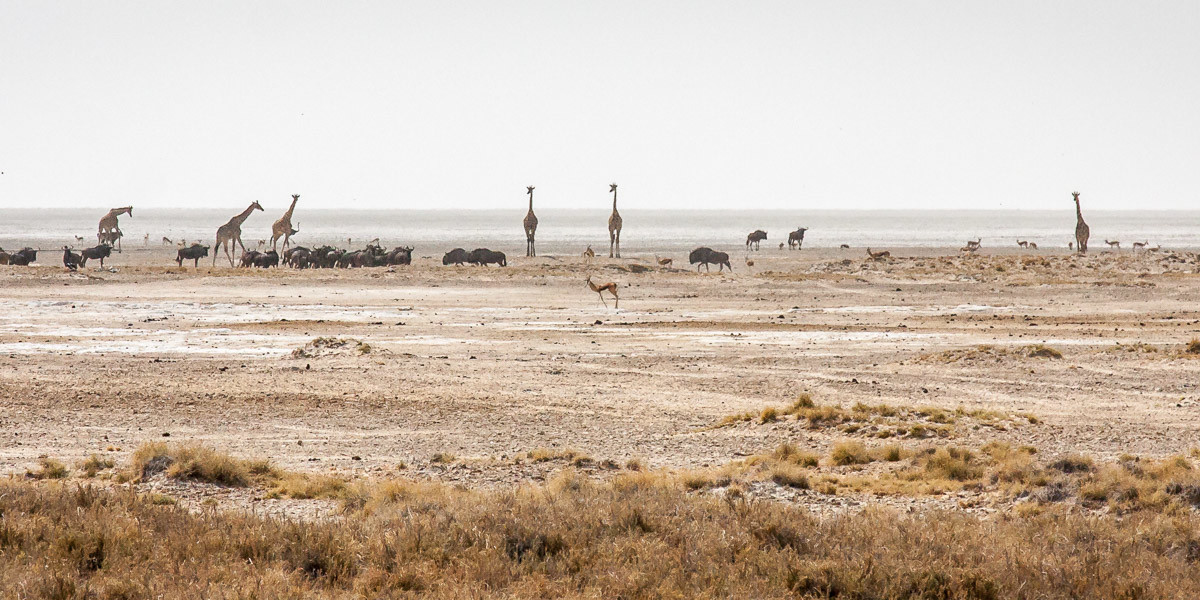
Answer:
top-left (4, 245), bottom-right (1200, 597)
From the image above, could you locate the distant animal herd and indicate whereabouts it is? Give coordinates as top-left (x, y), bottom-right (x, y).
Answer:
top-left (0, 191), bottom-right (1163, 278)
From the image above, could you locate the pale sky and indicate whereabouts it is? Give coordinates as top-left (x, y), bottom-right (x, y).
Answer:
top-left (2, 1), bottom-right (1197, 211)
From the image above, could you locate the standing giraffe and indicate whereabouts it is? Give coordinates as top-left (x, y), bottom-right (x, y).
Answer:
top-left (523, 186), bottom-right (538, 257)
top-left (1073, 191), bottom-right (1090, 253)
top-left (97, 207), bottom-right (132, 253)
top-left (271, 194), bottom-right (300, 252)
top-left (214, 201), bottom-right (264, 266)
top-left (607, 183), bottom-right (622, 258)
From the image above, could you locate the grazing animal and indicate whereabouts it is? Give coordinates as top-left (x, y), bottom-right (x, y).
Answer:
top-left (586, 276), bottom-right (619, 308)
top-left (253, 250), bottom-right (279, 268)
top-left (1133, 241), bottom-right (1148, 251)
top-left (582, 246), bottom-right (595, 259)
top-left (960, 245), bottom-right (979, 253)
top-left (1073, 192), bottom-right (1090, 253)
top-left (97, 207), bottom-right (132, 252)
top-left (965, 239), bottom-right (981, 249)
top-left (689, 247), bottom-right (732, 272)
top-left (176, 244), bottom-right (209, 267)
top-left (240, 250), bottom-right (262, 268)
top-left (867, 247), bottom-right (891, 260)
top-left (656, 255), bottom-right (673, 267)
top-left (746, 230), bottom-right (768, 251)
top-left (8, 248), bottom-right (37, 266)
top-left (385, 246), bottom-right (413, 266)
top-left (442, 248), bottom-right (469, 266)
top-left (285, 247), bottom-right (311, 268)
top-left (0, 247), bottom-right (8, 265)
top-left (607, 183), bottom-right (622, 258)
top-left (779, 242), bottom-right (785, 250)
top-left (840, 244), bottom-right (850, 249)
top-left (62, 247), bottom-right (81, 271)
top-left (79, 244), bottom-right (112, 268)
top-left (1068, 242), bottom-right (1074, 250)
top-left (271, 195), bottom-right (300, 252)
top-left (467, 248), bottom-right (507, 266)
top-left (787, 227), bottom-right (808, 250)
top-left (214, 201), bottom-right (264, 266)
top-left (1017, 239), bottom-right (1028, 248)
top-left (162, 237), bottom-right (173, 245)
top-left (1106, 240), bottom-right (1120, 250)
top-left (523, 186), bottom-right (538, 257)
top-left (74, 236), bottom-right (85, 244)
top-left (1029, 242), bottom-right (1038, 250)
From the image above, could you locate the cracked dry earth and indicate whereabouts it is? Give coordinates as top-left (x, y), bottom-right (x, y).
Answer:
top-left (2, 247), bottom-right (1200, 513)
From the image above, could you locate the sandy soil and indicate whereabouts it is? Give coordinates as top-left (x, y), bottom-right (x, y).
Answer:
top-left (4, 245), bottom-right (1200, 506)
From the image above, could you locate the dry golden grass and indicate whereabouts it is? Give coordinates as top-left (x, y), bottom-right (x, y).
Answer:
top-left (78, 454), bottom-right (115, 478)
top-left (709, 395), bottom-right (1030, 438)
top-left (918, 343), bottom-right (1063, 363)
top-left (5, 472), bottom-right (1200, 597)
top-left (1187, 338), bottom-right (1200, 354)
top-left (25, 457), bottom-right (69, 480)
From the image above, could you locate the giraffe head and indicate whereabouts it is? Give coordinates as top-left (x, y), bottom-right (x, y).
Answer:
top-left (292, 194), bottom-right (300, 201)
top-left (527, 186), bottom-right (535, 194)
top-left (1072, 191), bottom-right (1080, 200)
top-left (609, 183), bottom-right (618, 193)
top-left (251, 201), bottom-right (264, 212)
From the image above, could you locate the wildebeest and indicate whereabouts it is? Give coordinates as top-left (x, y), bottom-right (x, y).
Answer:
top-left (0, 247), bottom-right (9, 265)
top-left (62, 247), bottom-right (81, 271)
top-left (385, 246), bottom-right (413, 266)
top-left (467, 248), bottom-right (506, 266)
top-left (442, 248), bottom-right (468, 265)
top-left (787, 227), bottom-right (808, 250)
top-left (746, 230), bottom-right (768, 250)
top-left (176, 244), bottom-right (210, 267)
top-left (79, 244), bottom-right (112, 268)
top-left (689, 247), bottom-right (732, 272)
top-left (253, 250), bottom-right (279, 268)
top-left (240, 250), bottom-right (262, 268)
top-left (285, 246), bottom-right (311, 268)
top-left (8, 248), bottom-right (38, 266)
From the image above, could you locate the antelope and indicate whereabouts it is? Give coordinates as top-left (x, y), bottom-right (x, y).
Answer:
top-left (586, 276), bottom-right (619, 308)
top-left (1106, 240), bottom-right (1120, 250)
top-left (867, 248), bottom-right (891, 260)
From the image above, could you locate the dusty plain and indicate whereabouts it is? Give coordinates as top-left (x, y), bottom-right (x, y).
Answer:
top-left (3, 245), bottom-right (1200, 513)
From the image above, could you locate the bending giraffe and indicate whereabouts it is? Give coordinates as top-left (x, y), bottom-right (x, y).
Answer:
top-left (607, 183), bottom-right (622, 258)
top-left (523, 186), bottom-right (538, 257)
top-left (214, 201), bottom-right (264, 266)
top-left (271, 194), bottom-right (300, 252)
top-left (97, 207), bottom-right (132, 253)
top-left (1073, 191), bottom-right (1090, 253)
top-left (586, 276), bottom-right (619, 308)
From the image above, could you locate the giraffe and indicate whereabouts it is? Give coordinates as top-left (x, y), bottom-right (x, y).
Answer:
top-left (214, 201), bottom-right (264, 266)
top-left (523, 186), bottom-right (538, 257)
top-left (271, 194), bottom-right (300, 252)
top-left (1073, 192), bottom-right (1090, 253)
top-left (97, 207), bottom-right (132, 253)
top-left (607, 183), bottom-right (622, 258)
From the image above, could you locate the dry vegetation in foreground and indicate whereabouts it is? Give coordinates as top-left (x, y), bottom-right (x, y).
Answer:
top-left (7, 469), bottom-right (1200, 598)
top-left (917, 343), bottom-right (1064, 364)
top-left (711, 394), bottom-right (1036, 438)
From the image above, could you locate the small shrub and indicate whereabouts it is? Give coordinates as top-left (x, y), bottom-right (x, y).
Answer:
top-left (830, 441), bottom-right (873, 466)
top-left (759, 407), bottom-right (779, 424)
top-left (769, 463), bottom-right (810, 489)
top-left (1187, 339), bottom-right (1200, 354)
top-left (26, 458), bottom-right (69, 480)
top-left (78, 455), bottom-right (115, 478)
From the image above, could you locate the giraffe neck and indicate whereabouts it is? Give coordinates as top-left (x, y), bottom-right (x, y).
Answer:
top-left (528, 192), bottom-right (534, 212)
top-left (283, 198), bottom-right (298, 221)
top-left (1075, 198), bottom-right (1083, 222)
top-left (232, 204), bottom-right (257, 226)
top-left (612, 190), bottom-right (618, 212)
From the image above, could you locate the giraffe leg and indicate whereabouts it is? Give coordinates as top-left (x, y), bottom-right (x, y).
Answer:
top-left (615, 231), bottom-right (621, 259)
top-left (609, 233), bottom-right (615, 259)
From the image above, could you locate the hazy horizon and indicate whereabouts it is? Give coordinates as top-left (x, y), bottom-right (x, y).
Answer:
top-left (3, 2), bottom-right (1198, 211)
